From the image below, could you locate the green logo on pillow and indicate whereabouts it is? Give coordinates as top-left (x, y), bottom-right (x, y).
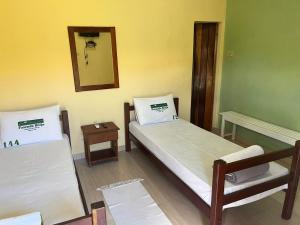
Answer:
top-left (150, 103), bottom-right (168, 112)
top-left (18, 119), bottom-right (45, 131)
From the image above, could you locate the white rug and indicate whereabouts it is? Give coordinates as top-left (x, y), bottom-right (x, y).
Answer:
top-left (98, 179), bottom-right (172, 225)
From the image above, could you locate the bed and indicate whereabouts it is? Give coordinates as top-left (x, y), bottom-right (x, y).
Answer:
top-left (0, 110), bottom-right (107, 225)
top-left (124, 98), bottom-right (300, 225)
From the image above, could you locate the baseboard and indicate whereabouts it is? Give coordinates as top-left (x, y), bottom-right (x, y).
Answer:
top-left (72, 152), bottom-right (85, 160)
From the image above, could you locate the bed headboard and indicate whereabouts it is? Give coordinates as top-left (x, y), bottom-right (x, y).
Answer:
top-left (60, 110), bottom-right (71, 144)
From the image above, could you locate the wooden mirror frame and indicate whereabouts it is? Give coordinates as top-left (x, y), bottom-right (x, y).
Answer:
top-left (68, 26), bottom-right (119, 92)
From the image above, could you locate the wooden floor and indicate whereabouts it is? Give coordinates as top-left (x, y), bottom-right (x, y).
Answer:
top-left (76, 149), bottom-right (300, 225)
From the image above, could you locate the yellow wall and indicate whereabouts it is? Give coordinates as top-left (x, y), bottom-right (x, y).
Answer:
top-left (0, 0), bottom-right (226, 154)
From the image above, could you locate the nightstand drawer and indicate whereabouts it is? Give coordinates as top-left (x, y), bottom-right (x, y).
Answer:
top-left (87, 131), bottom-right (118, 144)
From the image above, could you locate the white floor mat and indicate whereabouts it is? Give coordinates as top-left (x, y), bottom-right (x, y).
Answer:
top-left (98, 179), bottom-right (172, 225)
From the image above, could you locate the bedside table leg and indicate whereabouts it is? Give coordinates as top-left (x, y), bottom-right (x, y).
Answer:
top-left (111, 140), bottom-right (118, 160)
top-left (84, 140), bottom-right (92, 167)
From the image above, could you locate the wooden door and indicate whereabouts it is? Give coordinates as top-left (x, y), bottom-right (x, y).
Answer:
top-left (190, 23), bottom-right (218, 131)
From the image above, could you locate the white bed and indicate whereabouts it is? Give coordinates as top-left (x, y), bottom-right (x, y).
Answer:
top-left (129, 119), bottom-right (288, 208)
top-left (0, 135), bottom-right (85, 224)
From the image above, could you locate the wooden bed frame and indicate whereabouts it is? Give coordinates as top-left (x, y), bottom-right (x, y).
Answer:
top-left (56, 202), bottom-right (106, 225)
top-left (124, 98), bottom-right (300, 225)
top-left (55, 111), bottom-right (107, 225)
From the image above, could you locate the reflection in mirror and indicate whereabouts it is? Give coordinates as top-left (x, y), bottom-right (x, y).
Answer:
top-left (68, 27), bottom-right (119, 92)
top-left (75, 32), bottom-right (114, 86)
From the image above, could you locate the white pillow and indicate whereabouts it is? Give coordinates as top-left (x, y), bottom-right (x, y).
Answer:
top-left (133, 94), bottom-right (178, 125)
top-left (0, 105), bottom-right (63, 148)
top-left (0, 212), bottom-right (42, 225)
top-left (220, 145), bottom-right (264, 163)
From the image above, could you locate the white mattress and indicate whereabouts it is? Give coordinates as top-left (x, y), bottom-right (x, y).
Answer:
top-left (0, 135), bottom-right (85, 224)
top-left (129, 119), bottom-right (288, 208)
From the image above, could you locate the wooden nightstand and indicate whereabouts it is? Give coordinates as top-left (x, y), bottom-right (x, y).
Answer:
top-left (81, 122), bottom-right (119, 166)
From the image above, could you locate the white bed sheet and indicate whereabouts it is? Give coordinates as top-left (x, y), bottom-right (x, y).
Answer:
top-left (129, 119), bottom-right (288, 208)
top-left (0, 135), bottom-right (85, 224)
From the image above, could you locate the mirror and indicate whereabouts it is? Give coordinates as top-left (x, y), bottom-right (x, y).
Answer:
top-left (68, 26), bottom-right (119, 92)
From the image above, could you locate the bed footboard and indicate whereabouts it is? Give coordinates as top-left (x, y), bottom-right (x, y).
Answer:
top-left (210, 141), bottom-right (300, 225)
top-left (55, 201), bottom-right (107, 225)
top-left (282, 141), bottom-right (300, 219)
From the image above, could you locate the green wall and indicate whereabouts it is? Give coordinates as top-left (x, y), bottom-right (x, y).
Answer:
top-left (221, 0), bottom-right (300, 150)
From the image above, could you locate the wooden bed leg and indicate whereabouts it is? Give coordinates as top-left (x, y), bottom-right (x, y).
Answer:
top-left (282, 140), bottom-right (300, 220)
top-left (124, 102), bottom-right (131, 152)
top-left (210, 160), bottom-right (226, 225)
top-left (91, 201), bottom-right (107, 225)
